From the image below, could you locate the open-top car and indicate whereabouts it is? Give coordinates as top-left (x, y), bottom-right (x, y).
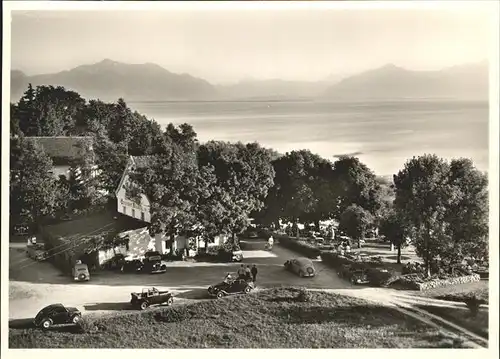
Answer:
top-left (284, 257), bottom-right (316, 277)
top-left (34, 303), bottom-right (82, 330)
top-left (130, 287), bottom-right (174, 310)
top-left (143, 251), bottom-right (167, 274)
top-left (26, 243), bottom-right (48, 261)
top-left (208, 273), bottom-right (255, 298)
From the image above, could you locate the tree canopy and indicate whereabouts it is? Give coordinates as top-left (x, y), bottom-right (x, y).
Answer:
top-left (393, 154), bottom-right (488, 276)
top-left (10, 84), bottom-right (488, 268)
top-left (10, 136), bottom-right (59, 233)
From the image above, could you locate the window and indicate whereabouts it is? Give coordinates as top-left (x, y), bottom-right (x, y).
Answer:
top-left (122, 206), bottom-right (126, 214)
top-left (141, 212), bottom-right (145, 221)
top-left (132, 209), bottom-right (136, 218)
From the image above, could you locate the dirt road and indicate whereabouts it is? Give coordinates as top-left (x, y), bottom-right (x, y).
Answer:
top-left (9, 241), bottom-right (352, 320)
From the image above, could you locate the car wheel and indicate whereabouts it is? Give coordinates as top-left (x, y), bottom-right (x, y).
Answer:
top-left (161, 265), bottom-right (167, 271)
top-left (216, 291), bottom-right (225, 299)
top-left (140, 301), bottom-right (149, 310)
top-left (72, 314), bottom-right (81, 324)
top-left (298, 270), bottom-right (305, 278)
top-left (41, 319), bottom-right (52, 330)
top-left (166, 297), bottom-right (174, 306)
top-left (244, 286), bottom-right (252, 294)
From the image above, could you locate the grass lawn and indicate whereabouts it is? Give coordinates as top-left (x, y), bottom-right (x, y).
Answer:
top-left (418, 280), bottom-right (489, 303)
top-left (418, 305), bottom-right (488, 339)
top-left (9, 288), bottom-right (473, 348)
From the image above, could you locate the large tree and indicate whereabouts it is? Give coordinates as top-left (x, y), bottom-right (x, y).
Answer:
top-left (14, 84), bottom-right (85, 137)
top-left (262, 150), bottom-right (333, 236)
top-left (66, 139), bottom-right (101, 210)
top-left (394, 154), bottom-right (454, 277)
top-left (442, 158), bottom-right (489, 263)
top-left (338, 204), bottom-right (374, 248)
top-left (10, 136), bottom-right (58, 233)
top-left (379, 209), bottom-right (409, 264)
top-left (129, 124), bottom-right (212, 252)
top-left (93, 134), bottom-right (130, 195)
top-left (332, 156), bottom-right (383, 220)
top-left (197, 141), bottom-right (275, 241)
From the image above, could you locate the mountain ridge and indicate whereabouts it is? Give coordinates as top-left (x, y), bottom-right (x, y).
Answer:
top-left (11, 60), bottom-right (489, 102)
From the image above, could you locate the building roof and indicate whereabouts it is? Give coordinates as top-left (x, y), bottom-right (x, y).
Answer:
top-left (42, 210), bottom-right (149, 256)
top-left (26, 136), bottom-right (94, 165)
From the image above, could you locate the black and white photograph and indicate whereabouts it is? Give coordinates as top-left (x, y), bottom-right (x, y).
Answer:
top-left (2, 0), bottom-right (499, 353)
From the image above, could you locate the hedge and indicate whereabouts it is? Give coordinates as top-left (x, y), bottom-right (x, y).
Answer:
top-left (386, 273), bottom-right (481, 291)
top-left (416, 274), bottom-right (481, 291)
top-left (320, 251), bottom-right (356, 269)
top-left (277, 235), bottom-right (321, 259)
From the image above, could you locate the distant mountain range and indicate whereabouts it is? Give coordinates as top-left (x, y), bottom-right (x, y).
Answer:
top-left (323, 62), bottom-right (489, 101)
top-left (10, 59), bottom-right (488, 102)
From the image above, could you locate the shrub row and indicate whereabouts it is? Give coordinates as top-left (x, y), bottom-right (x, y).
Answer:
top-left (386, 273), bottom-right (481, 291)
top-left (277, 235), bottom-right (321, 259)
top-left (320, 251), bottom-right (385, 270)
top-left (416, 274), bottom-right (481, 291)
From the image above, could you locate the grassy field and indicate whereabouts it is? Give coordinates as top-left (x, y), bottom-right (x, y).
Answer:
top-left (418, 280), bottom-right (489, 303)
top-left (415, 281), bottom-right (489, 340)
top-left (418, 305), bottom-right (488, 339)
top-left (10, 288), bottom-right (473, 348)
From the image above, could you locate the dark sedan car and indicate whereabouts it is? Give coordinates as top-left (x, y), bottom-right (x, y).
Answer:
top-left (208, 275), bottom-right (255, 298)
top-left (34, 303), bottom-right (82, 330)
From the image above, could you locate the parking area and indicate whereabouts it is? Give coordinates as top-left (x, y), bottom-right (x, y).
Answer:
top-left (9, 240), bottom-right (352, 320)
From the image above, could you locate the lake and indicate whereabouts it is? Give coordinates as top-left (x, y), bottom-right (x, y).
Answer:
top-left (129, 100), bottom-right (489, 177)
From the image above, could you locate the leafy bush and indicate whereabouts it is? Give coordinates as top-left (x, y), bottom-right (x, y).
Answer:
top-left (386, 274), bottom-right (424, 290)
top-left (402, 262), bottom-right (426, 275)
top-left (296, 288), bottom-right (312, 302)
top-left (369, 256), bottom-right (384, 264)
top-left (278, 236), bottom-right (321, 259)
top-left (464, 295), bottom-right (484, 318)
top-left (320, 251), bottom-right (357, 269)
top-left (77, 318), bottom-right (107, 334)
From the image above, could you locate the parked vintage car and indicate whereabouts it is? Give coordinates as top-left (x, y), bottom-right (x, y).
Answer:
top-left (284, 257), bottom-right (316, 277)
top-left (72, 261), bottom-right (90, 281)
top-left (105, 253), bottom-right (127, 271)
top-left (121, 259), bottom-right (145, 273)
top-left (26, 243), bottom-right (48, 261)
top-left (208, 274), bottom-right (255, 298)
top-left (130, 287), bottom-right (174, 310)
top-left (230, 249), bottom-right (244, 262)
top-left (143, 251), bottom-right (167, 274)
top-left (33, 303), bottom-right (82, 330)
top-left (349, 269), bottom-right (370, 285)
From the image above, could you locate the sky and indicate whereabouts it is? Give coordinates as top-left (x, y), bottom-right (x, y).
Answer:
top-left (9, 5), bottom-right (492, 84)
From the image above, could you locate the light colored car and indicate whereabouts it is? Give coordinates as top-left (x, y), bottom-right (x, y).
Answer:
top-left (72, 262), bottom-right (90, 281)
top-left (284, 257), bottom-right (316, 277)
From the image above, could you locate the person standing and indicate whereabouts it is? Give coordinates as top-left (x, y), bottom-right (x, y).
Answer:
top-left (245, 265), bottom-right (252, 281)
top-left (251, 264), bottom-right (258, 282)
top-left (267, 235), bottom-right (274, 250)
top-left (237, 264), bottom-right (246, 279)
